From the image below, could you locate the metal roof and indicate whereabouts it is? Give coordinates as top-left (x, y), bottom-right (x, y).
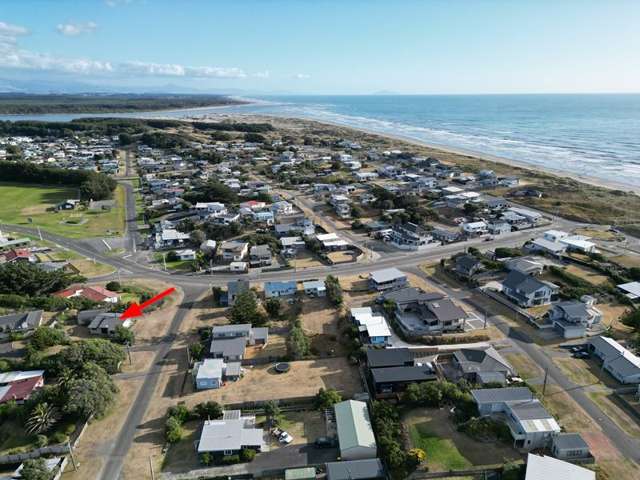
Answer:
top-left (525, 454), bottom-right (594, 480)
top-left (326, 459), bottom-right (384, 480)
top-left (471, 386), bottom-right (533, 404)
top-left (334, 400), bottom-right (376, 453)
top-left (369, 267), bottom-right (406, 284)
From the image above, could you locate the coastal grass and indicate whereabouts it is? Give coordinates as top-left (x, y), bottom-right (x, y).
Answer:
top-left (0, 181), bottom-right (125, 238)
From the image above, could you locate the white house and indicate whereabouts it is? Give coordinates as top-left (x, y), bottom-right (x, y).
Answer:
top-left (461, 221), bottom-right (488, 235)
top-left (303, 280), bottom-right (326, 297)
top-left (369, 268), bottom-right (407, 291)
top-left (588, 336), bottom-right (640, 384)
top-left (524, 454), bottom-right (594, 480)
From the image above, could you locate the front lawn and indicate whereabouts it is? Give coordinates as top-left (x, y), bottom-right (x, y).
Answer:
top-left (408, 422), bottom-right (471, 471)
top-left (0, 182), bottom-right (125, 238)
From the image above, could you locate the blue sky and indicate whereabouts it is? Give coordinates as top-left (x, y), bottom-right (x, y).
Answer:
top-left (0, 0), bottom-right (639, 94)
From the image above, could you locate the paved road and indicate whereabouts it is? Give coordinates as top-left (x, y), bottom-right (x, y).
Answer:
top-left (97, 284), bottom-right (206, 480)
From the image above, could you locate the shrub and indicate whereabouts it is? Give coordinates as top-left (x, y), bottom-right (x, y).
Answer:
top-left (49, 431), bottom-right (68, 444)
top-left (219, 454), bottom-right (240, 465)
top-left (106, 281), bottom-right (121, 291)
top-left (167, 404), bottom-right (190, 424)
top-left (165, 416), bottom-right (183, 444)
top-left (194, 401), bottom-right (222, 420)
top-left (35, 434), bottom-right (48, 448)
top-left (240, 448), bottom-right (256, 462)
top-left (200, 452), bottom-right (213, 466)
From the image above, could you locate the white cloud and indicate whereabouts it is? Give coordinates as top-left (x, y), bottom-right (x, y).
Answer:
top-left (0, 20), bottom-right (258, 81)
top-left (105, 0), bottom-right (133, 7)
top-left (56, 22), bottom-right (98, 37)
top-left (293, 73), bottom-right (310, 79)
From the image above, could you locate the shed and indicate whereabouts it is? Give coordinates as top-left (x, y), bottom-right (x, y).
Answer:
top-left (334, 400), bottom-right (377, 460)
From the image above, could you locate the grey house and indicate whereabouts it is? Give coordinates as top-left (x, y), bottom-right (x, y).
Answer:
top-left (471, 387), bottom-right (560, 450)
top-left (249, 244), bottom-right (272, 267)
top-left (502, 270), bottom-right (558, 307)
top-left (548, 299), bottom-right (602, 339)
top-left (449, 347), bottom-right (515, 385)
top-left (551, 433), bottom-right (592, 461)
top-left (383, 287), bottom-right (467, 335)
top-left (454, 254), bottom-right (483, 279)
top-left (369, 268), bottom-right (407, 292)
top-left (209, 324), bottom-right (269, 361)
top-left (0, 310), bottom-right (43, 336)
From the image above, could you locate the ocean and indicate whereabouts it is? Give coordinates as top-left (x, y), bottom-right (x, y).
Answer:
top-left (2, 94), bottom-right (640, 189)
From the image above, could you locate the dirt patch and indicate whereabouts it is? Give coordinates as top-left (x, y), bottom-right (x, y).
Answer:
top-left (301, 297), bottom-right (339, 335)
top-left (327, 251), bottom-right (356, 264)
top-left (610, 254), bottom-right (640, 269)
top-left (564, 264), bottom-right (611, 286)
top-left (598, 303), bottom-right (633, 338)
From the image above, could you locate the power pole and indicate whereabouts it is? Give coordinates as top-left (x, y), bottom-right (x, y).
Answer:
top-left (542, 368), bottom-right (549, 397)
top-left (126, 343), bottom-right (132, 365)
top-left (483, 306), bottom-right (488, 329)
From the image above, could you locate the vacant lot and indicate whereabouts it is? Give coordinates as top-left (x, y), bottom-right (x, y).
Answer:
top-left (0, 182), bottom-right (125, 238)
top-left (610, 254), bottom-right (640, 269)
top-left (404, 409), bottom-right (521, 472)
top-left (598, 303), bottom-right (633, 338)
top-left (564, 264), bottom-right (611, 286)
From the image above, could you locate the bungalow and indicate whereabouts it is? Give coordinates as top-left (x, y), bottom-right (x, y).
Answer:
top-left (488, 222), bottom-right (512, 235)
top-left (54, 285), bottom-right (120, 303)
top-left (175, 249), bottom-right (196, 261)
top-left (508, 207), bottom-right (542, 224)
top-left (354, 171), bottom-right (379, 182)
top-left (0, 310), bottom-right (43, 336)
top-left (588, 336), bottom-right (640, 384)
top-left (330, 194), bottom-right (351, 219)
top-left (551, 433), bottom-right (592, 462)
top-left (195, 202), bottom-right (227, 218)
top-left (383, 287), bottom-right (467, 335)
top-left (454, 254), bottom-right (483, 279)
top-left (194, 358), bottom-right (242, 390)
top-left (431, 228), bottom-right (460, 244)
top-left (524, 454), bottom-right (594, 480)
top-left (461, 221), bottom-right (488, 236)
top-left (280, 236), bottom-right (306, 256)
top-left (334, 400), bottom-right (377, 461)
top-left (249, 244), bottom-right (272, 267)
top-left (559, 236), bottom-right (597, 254)
top-left (154, 228), bottom-right (190, 250)
top-left (617, 281), bottom-right (640, 302)
top-left (224, 280), bottom-right (250, 307)
top-left (275, 216), bottom-right (315, 237)
top-left (548, 298), bottom-right (602, 339)
top-left (1, 248), bottom-right (36, 264)
top-left (218, 240), bottom-right (249, 262)
top-left (501, 270), bottom-right (558, 307)
top-left (88, 312), bottom-right (132, 336)
top-left (316, 232), bottom-right (350, 251)
top-left (197, 410), bottom-right (265, 455)
top-left (253, 210), bottom-right (275, 225)
top-left (264, 280), bottom-right (297, 298)
top-left (303, 280), bottom-right (326, 297)
top-left (471, 387), bottom-right (560, 450)
top-left (527, 237), bottom-right (567, 257)
top-left (389, 222), bottom-right (433, 251)
top-left (504, 257), bottom-right (544, 276)
top-left (448, 347), bottom-right (515, 385)
top-left (271, 200), bottom-right (295, 216)
top-left (0, 370), bottom-right (45, 404)
top-left (369, 268), bottom-right (407, 292)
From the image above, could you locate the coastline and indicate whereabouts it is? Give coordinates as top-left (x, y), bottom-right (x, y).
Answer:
top-left (195, 111), bottom-right (640, 195)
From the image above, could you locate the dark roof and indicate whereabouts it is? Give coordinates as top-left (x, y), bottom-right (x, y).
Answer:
top-left (366, 348), bottom-right (413, 369)
top-left (553, 433), bottom-right (589, 451)
top-left (503, 270), bottom-right (557, 294)
top-left (326, 459), bottom-right (384, 480)
top-left (371, 366), bottom-right (436, 384)
top-left (453, 347), bottom-right (514, 375)
top-left (383, 287), bottom-right (443, 305)
top-left (426, 298), bottom-right (467, 322)
top-left (210, 337), bottom-right (246, 358)
top-left (511, 401), bottom-right (553, 420)
top-left (455, 254), bottom-right (482, 271)
top-left (471, 387), bottom-right (533, 404)
top-left (0, 310), bottom-right (42, 331)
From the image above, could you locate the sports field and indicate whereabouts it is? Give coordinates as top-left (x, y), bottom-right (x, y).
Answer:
top-left (0, 182), bottom-right (125, 238)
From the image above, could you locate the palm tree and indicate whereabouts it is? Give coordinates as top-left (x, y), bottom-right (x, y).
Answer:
top-left (25, 403), bottom-right (59, 435)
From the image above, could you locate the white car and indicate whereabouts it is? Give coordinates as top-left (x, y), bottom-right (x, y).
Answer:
top-left (279, 431), bottom-right (293, 444)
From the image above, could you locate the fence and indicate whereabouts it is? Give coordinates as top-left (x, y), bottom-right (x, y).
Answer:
top-left (408, 465), bottom-right (503, 479)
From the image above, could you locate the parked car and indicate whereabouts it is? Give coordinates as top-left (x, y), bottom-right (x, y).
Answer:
top-left (314, 436), bottom-right (336, 448)
top-left (573, 351), bottom-right (591, 359)
top-left (279, 431), bottom-right (293, 444)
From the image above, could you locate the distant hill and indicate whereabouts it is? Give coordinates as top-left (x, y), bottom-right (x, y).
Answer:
top-left (0, 93), bottom-right (244, 114)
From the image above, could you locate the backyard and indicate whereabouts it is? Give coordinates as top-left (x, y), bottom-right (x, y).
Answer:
top-left (404, 409), bottom-right (521, 472)
top-left (0, 182), bottom-right (126, 238)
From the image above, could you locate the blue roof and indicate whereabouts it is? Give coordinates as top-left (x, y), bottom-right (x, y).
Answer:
top-left (264, 281), bottom-right (297, 294)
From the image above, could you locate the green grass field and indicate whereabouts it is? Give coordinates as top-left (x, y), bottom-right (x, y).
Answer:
top-left (408, 422), bottom-right (472, 471)
top-left (0, 182), bottom-right (125, 238)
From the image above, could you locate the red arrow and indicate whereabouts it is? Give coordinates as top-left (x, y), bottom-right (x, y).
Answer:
top-left (120, 287), bottom-right (176, 320)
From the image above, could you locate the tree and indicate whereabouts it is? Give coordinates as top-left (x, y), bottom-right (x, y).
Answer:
top-left (265, 298), bottom-right (281, 319)
top-left (189, 342), bottom-right (204, 362)
top-left (287, 326), bottom-right (309, 360)
top-left (263, 400), bottom-right (281, 427)
top-left (240, 448), bottom-right (256, 462)
top-left (165, 250), bottom-right (179, 262)
top-left (25, 402), bottom-right (59, 435)
top-left (167, 404), bottom-right (190, 423)
top-left (19, 459), bottom-right (50, 480)
top-left (106, 281), bottom-right (121, 291)
top-left (229, 291), bottom-right (264, 325)
top-left (118, 133), bottom-right (133, 146)
top-left (0, 262), bottom-right (80, 297)
top-left (111, 326), bottom-right (135, 345)
top-left (29, 327), bottom-right (67, 351)
top-left (190, 229), bottom-right (206, 245)
top-left (63, 362), bottom-right (118, 418)
top-left (325, 275), bottom-right (343, 306)
top-left (194, 401), bottom-right (222, 420)
top-left (165, 416), bottom-right (183, 443)
top-left (314, 388), bottom-right (342, 410)
top-left (56, 339), bottom-right (126, 374)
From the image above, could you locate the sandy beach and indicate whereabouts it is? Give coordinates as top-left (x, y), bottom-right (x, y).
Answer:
top-left (188, 111), bottom-right (640, 195)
